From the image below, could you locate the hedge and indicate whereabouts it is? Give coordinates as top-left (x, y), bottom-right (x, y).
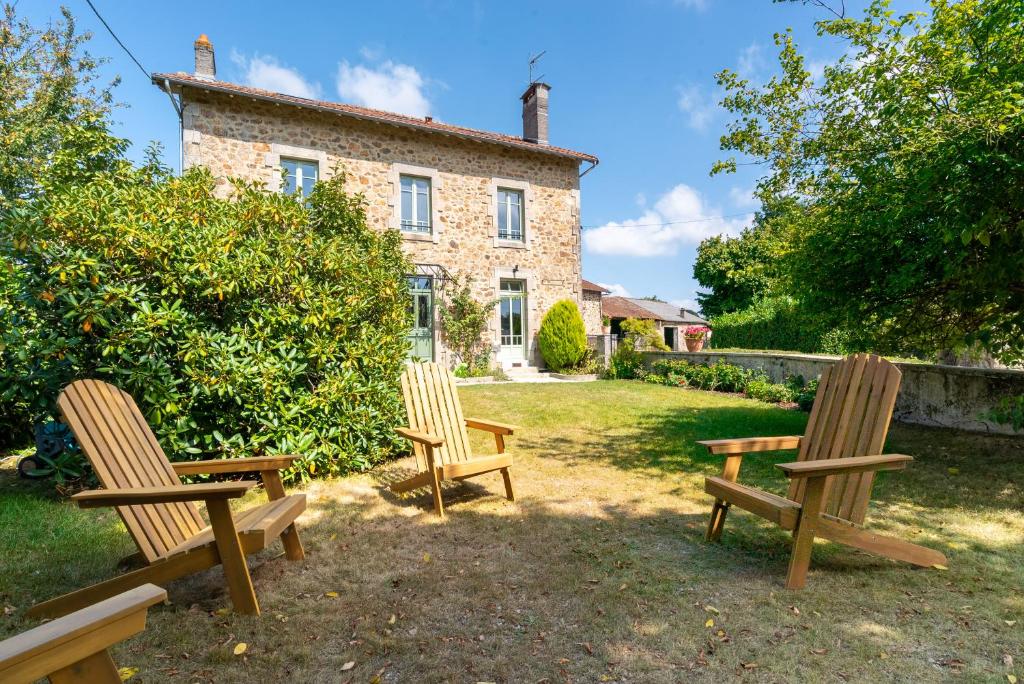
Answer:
top-left (0, 163), bottom-right (412, 480)
top-left (709, 296), bottom-right (850, 354)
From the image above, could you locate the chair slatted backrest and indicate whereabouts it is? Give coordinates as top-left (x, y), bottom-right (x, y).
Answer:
top-left (400, 362), bottom-right (473, 471)
top-left (787, 353), bottom-right (902, 525)
top-left (57, 380), bottom-right (205, 562)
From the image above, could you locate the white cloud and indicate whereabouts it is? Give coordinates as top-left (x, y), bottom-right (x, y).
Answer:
top-left (337, 58), bottom-right (431, 117)
top-left (597, 282), bottom-right (633, 298)
top-left (583, 184), bottom-right (752, 257)
top-left (737, 43), bottom-right (766, 78)
top-left (728, 185), bottom-right (760, 211)
top-left (677, 85), bottom-right (718, 132)
top-left (230, 50), bottom-right (322, 100)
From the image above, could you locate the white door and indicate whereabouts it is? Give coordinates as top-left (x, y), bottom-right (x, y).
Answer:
top-left (499, 279), bottom-right (527, 364)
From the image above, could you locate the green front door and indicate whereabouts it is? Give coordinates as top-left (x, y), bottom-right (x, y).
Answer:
top-left (406, 276), bottom-right (434, 361)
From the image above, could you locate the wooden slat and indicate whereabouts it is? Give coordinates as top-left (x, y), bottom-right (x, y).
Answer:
top-left (704, 477), bottom-right (800, 530)
top-left (698, 435), bottom-right (802, 455)
top-left (0, 584), bottom-right (165, 683)
top-left (776, 453), bottom-right (911, 478)
top-left (400, 369), bottom-right (427, 472)
top-left (58, 381), bottom-right (205, 560)
top-left (442, 453), bottom-right (513, 480)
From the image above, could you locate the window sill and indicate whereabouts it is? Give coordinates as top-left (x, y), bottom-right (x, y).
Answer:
top-left (495, 239), bottom-right (528, 250)
top-left (401, 231), bottom-right (435, 242)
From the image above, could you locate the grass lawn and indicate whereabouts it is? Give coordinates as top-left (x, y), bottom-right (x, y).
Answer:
top-left (1, 380), bottom-right (1022, 682)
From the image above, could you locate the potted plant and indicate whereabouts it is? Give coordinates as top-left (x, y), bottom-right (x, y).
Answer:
top-left (684, 325), bottom-right (710, 352)
top-left (601, 315), bottom-right (611, 335)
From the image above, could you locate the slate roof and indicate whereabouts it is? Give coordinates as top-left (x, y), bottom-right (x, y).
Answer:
top-left (603, 296), bottom-right (710, 325)
top-left (153, 72), bottom-right (599, 164)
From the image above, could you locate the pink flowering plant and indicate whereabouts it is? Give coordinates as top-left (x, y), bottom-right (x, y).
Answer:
top-left (684, 325), bottom-right (711, 340)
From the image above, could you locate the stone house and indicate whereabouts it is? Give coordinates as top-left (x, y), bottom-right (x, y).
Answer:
top-left (581, 279), bottom-right (611, 334)
top-left (153, 35), bottom-right (598, 369)
top-left (602, 296), bottom-right (709, 351)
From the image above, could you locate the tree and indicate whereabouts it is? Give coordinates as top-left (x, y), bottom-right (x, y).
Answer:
top-left (713, 0), bottom-right (1024, 361)
top-left (693, 200), bottom-right (796, 317)
top-left (0, 4), bottom-right (123, 209)
top-left (439, 276), bottom-right (497, 374)
top-left (537, 300), bottom-right (588, 371)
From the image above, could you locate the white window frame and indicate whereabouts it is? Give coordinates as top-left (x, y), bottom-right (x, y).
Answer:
top-left (389, 163), bottom-right (443, 243)
top-left (400, 175), bottom-right (432, 233)
top-left (497, 188), bottom-right (525, 242)
top-left (280, 158), bottom-right (319, 198)
top-left (263, 143), bottom-right (330, 193)
top-left (488, 177), bottom-right (532, 249)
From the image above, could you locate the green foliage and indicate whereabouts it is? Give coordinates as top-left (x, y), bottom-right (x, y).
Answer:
top-left (989, 395), bottom-right (1024, 432)
top-left (713, 0), bottom-right (1024, 362)
top-left (439, 275), bottom-right (496, 374)
top-left (537, 299), bottom-right (588, 371)
top-left (0, 4), bottom-right (123, 210)
top-left (621, 318), bottom-right (670, 352)
top-left (646, 358), bottom-right (814, 407)
top-left (693, 202), bottom-right (795, 317)
top-left (792, 377), bottom-right (819, 412)
top-left (709, 296), bottom-right (851, 354)
top-left (606, 344), bottom-right (645, 380)
top-left (1, 160), bottom-right (412, 481)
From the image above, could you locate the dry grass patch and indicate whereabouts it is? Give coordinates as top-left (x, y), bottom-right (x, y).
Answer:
top-left (1, 380), bottom-right (1022, 682)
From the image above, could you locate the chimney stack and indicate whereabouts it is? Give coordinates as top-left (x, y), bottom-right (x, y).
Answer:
top-left (521, 82), bottom-right (550, 145)
top-left (194, 34), bottom-right (216, 80)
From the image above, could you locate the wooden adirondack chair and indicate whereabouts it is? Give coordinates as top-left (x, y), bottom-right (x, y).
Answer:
top-left (27, 379), bottom-right (306, 619)
top-left (700, 353), bottom-right (948, 589)
top-left (392, 362), bottom-right (517, 517)
top-left (1, 584), bottom-right (166, 684)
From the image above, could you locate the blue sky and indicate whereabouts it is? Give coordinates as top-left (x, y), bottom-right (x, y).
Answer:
top-left (26, 0), bottom-right (903, 311)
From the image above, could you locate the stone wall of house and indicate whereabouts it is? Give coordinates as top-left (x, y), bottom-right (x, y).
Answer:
top-left (581, 290), bottom-right (604, 334)
top-left (180, 90), bottom-right (584, 367)
top-left (642, 350), bottom-right (1024, 435)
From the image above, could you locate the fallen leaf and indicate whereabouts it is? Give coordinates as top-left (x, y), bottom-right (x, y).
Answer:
top-left (324, 591), bottom-right (339, 598)
top-left (341, 661), bottom-right (355, 671)
top-left (705, 619), bottom-right (715, 628)
top-left (423, 552), bottom-right (431, 563)
top-left (705, 605), bottom-right (720, 614)
top-left (578, 642), bottom-right (594, 655)
top-left (810, 648), bottom-right (828, 655)
top-left (947, 467), bottom-right (960, 475)
top-left (879, 652), bottom-right (888, 660)
top-left (1007, 676), bottom-right (1017, 684)
top-left (118, 666), bottom-right (139, 681)
top-left (388, 614), bottom-right (397, 625)
top-left (329, 533), bottom-right (337, 541)
top-left (233, 643), bottom-right (247, 656)
top-left (1005, 620), bottom-right (1017, 627)
top-left (618, 583), bottom-right (627, 591)
top-left (789, 606), bottom-right (801, 615)
top-left (933, 564), bottom-right (948, 571)
top-left (741, 662), bottom-right (758, 670)
top-left (214, 607), bottom-right (230, 617)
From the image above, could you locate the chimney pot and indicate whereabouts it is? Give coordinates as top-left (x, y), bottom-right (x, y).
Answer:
top-left (521, 82), bottom-right (550, 145)
top-left (194, 34), bottom-right (216, 80)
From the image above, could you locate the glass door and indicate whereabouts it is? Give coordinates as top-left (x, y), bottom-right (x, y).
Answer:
top-left (406, 276), bottom-right (434, 361)
top-left (499, 279), bottom-right (526, 362)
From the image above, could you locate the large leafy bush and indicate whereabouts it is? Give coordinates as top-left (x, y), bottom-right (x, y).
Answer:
top-left (709, 296), bottom-right (850, 354)
top-left (1, 161), bottom-right (412, 480)
top-left (537, 299), bottom-right (588, 371)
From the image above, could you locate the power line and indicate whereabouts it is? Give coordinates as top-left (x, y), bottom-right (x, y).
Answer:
top-left (84, 0), bottom-right (150, 80)
top-left (581, 211), bottom-right (754, 230)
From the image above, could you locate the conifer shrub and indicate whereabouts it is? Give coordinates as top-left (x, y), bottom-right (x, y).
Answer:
top-left (537, 299), bottom-right (588, 371)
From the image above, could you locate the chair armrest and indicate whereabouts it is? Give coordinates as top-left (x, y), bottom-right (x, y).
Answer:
top-left (698, 436), bottom-right (803, 455)
top-left (73, 482), bottom-right (256, 508)
top-left (396, 427), bottom-right (444, 448)
top-left (171, 455), bottom-right (300, 476)
top-left (464, 417), bottom-right (517, 436)
top-left (0, 584), bottom-right (166, 680)
top-left (777, 454), bottom-right (912, 479)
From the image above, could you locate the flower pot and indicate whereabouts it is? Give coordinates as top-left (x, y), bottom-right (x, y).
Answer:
top-left (685, 336), bottom-right (705, 352)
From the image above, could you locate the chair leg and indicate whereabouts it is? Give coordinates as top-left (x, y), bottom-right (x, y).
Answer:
top-left (816, 517), bottom-right (948, 568)
top-left (500, 467), bottom-right (515, 501)
top-left (260, 470), bottom-right (305, 560)
top-left (49, 649), bottom-right (120, 684)
top-left (207, 499), bottom-right (260, 615)
top-left (785, 476), bottom-right (828, 590)
top-left (706, 500), bottom-right (729, 542)
top-left (429, 466), bottom-right (446, 518)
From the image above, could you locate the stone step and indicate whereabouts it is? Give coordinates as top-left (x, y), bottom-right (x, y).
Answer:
top-left (503, 365), bottom-right (540, 375)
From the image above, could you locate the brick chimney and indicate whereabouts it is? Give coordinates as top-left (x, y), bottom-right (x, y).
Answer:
top-left (521, 82), bottom-right (550, 145)
top-left (194, 34), bottom-right (216, 80)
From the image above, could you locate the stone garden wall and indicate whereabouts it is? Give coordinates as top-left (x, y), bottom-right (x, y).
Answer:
top-left (643, 350), bottom-right (1024, 435)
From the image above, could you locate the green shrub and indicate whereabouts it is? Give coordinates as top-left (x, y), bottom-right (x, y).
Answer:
top-left (0, 163), bottom-right (411, 481)
top-left (745, 379), bottom-right (796, 403)
top-left (710, 296), bottom-right (851, 354)
top-left (537, 299), bottom-right (588, 371)
top-left (439, 275), bottom-right (496, 374)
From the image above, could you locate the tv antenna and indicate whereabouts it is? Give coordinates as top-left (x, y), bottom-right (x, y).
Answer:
top-left (528, 50), bottom-right (546, 84)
